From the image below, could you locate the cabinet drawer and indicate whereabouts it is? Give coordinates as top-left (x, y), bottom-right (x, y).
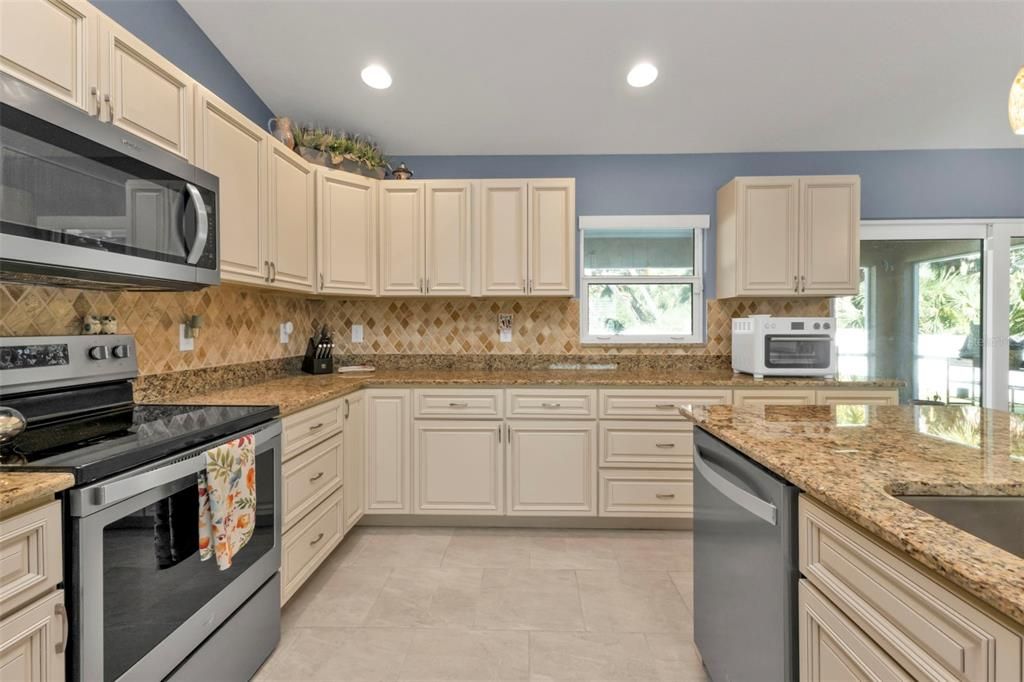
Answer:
top-left (733, 389), bottom-right (817, 407)
top-left (799, 495), bottom-right (1023, 681)
top-left (0, 501), bottom-right (62, 615)
top-left (282, 399), bottom-right (344, 459)
top-left (506, 388), bottom-right (597, 419)
top-left (799, 580), bottom-right (912, 682)
top-left (282, 489), bottom-right (344, 604)
top-left (599, 470), bottom-right (693, 518)
top-left (815, 389), bottom-right (899, 406)
top-left (599, 389), bottom-right (730, 419)
top-left (282, 433), bottom-right (343, 531)
top-left (413, 389), bottom-right (503, 419)
top-left (0, 589), bottom-right (66, 682)
top-left (599, 421), bottom-right (693, 468)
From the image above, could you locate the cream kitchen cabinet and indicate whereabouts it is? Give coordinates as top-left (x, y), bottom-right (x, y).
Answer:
top-left (317, 168), bottom-right (378, 296)
top-left (0, 0), bottom-right (98, 112)
top-left (732, 388), bottom-right (818, 408)
top-left (98, 16), bottom-right (193, 160)
top-left (266, 137), bottom-right (316, 292)
top-left (717, 175), bottom-right (860, 298)
top-left (816, 389), bottom-right (899, 406)
top-left (506, 421), bottom-right (597, 516)
top-left (365, 389), bottom-right (411, 514)
top-left (342, 392), bottom-right (366, 532)
top-left (378, 180), bottom-right (474, 296)
top-left (414, 421), bottom-right (503, 515)
top-left (0, 590), bottom-right (66, 682)
top-left (194, 86), bottom-right (269, 285)
top-left (479, 179), bottom-right (575, 297)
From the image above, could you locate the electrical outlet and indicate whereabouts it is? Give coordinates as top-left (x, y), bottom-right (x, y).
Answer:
top-left (352, 324), bottom-right (364, 343)
top-left (178, 324), bottom-right (194, 352)
top-left (498, 314), bottom-right (513, 343)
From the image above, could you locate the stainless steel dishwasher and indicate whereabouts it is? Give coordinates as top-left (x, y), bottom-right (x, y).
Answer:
top-left (693, 427), bottom-right (799, 682)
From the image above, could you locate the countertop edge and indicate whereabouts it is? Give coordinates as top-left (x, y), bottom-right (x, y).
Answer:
top-left (0, 472), bottom-right (75, 516)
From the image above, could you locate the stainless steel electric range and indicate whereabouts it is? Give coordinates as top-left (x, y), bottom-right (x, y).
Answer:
top-left (0, 335), bottom-right (282, 682)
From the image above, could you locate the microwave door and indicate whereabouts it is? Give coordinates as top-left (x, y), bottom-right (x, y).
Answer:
top-left (764, 335), bottom-right (833, 369)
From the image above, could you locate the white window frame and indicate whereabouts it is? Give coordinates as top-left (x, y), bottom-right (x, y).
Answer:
top-left (856, 218), bottom-right (1024, 411)
top-left (578, 214), bottom-right (708, 345)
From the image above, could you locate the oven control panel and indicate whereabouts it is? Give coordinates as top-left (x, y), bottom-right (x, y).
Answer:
top-left (0, 335), bottom-right (137, 395)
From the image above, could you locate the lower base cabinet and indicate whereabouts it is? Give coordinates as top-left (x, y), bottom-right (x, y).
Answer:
top-left (799, 580), bottom-right (911, 682)
top-left (342, 392), bottom-right (366, 532)
top-left (366, 390), bottom-right (412, 514)
top-left (598, 469), bottom-right (693, 518)
top-left (414, 421), bottom-right (503, 514)
top-left (0, 590), bottom-right (65, 682)
top-left (507, 421), bottom-right (597, 516)
top-left (281, 488), bottom-right (345, 603)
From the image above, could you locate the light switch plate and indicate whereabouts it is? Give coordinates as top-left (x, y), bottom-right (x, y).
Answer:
top-left (498, 314), bottom-right (513, 343)
top-left (178, 324), bottom-right (194, 352)
top-left (352, 324), bottom-right (364, 343)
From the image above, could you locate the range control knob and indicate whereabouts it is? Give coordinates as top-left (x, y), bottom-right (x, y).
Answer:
top-left (813, 322), bottom-right (821, 330)
top-left (823, 322), bottom-right (831, 330)
top-left (88, 345), bottom-right (110, 360)
top-left (112, 344), bottom-right (131, 359)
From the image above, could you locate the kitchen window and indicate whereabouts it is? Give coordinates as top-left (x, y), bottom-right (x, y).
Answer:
top-left (579, 215), bottom-right (707, 344)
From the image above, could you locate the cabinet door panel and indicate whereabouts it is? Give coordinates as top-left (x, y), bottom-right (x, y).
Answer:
top-left (800, 176), bottom-right (860, 295)
top-left (507, 421), bottom-right (596, 516)
top-left (425, 181), bottom-right (473, 295)
top-left (732, 389), bottom-right (817, 407)
top-left (479, 181), bottom-right (528, 295)
top-left (0, 590), bottom-right (65, 682)
top-left (737, 178), bottom-right (799, 294)
top-left (268, 140), bottom-right (315, 291)
top-left (414, 422), bottom-right (502, 514)
top-left (528, 179), bottom-right (575, 295)
top-left (365, 390), bottom-right (410, 513)
top-left (380, 182), bottom-right (425, 295)
top-left (0, 0), bottom-right (97, 111)
top-left (343, 392), bottom-right (366, 532)
top-left (318, 169), bottom-right (378, 295)
top-left (100, 17), bottom-right (192, 159)
top-left (194, 87), bottom-right (268, 284)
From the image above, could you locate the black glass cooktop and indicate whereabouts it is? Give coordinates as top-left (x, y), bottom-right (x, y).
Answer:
top-left (0, 403), bottom-right (278, 484)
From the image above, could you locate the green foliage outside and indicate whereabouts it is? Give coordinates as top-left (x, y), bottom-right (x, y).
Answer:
top-left (589, 284), bottom-right (693, 336)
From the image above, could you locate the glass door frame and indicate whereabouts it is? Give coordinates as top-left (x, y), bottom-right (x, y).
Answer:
top-left (857, 219), bottom-right (1024, 411)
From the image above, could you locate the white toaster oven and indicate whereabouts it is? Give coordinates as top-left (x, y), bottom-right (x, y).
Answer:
top-left (731, 315), bottom-right (836, 379)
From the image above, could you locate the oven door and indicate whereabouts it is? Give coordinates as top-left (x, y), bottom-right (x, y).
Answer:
top-left (68, 421), bottom-right (280, 682)
top-left (0, 73), bottom-right (218, 290)
top-left (763, 334), bottom-right (834, 370)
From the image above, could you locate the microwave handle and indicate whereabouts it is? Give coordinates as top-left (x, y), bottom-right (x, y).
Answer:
top-left (184, 182), bottom-right (209, 265)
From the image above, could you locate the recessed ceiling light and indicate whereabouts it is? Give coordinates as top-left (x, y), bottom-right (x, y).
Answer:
top-left (361, 64), bottom-right (392, 90)
top-left (627, 62), bottom-right (658, 88)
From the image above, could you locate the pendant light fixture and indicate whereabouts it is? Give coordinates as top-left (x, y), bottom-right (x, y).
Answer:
top-left (1010, 66), bottom-right (1024, 135)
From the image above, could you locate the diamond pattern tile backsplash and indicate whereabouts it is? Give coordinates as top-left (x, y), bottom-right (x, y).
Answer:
top-left (0, 282), bottom-right (830, 376)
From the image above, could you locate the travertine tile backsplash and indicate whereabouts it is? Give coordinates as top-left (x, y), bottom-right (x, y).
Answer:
top-left (0, 282), bottom-right (829, 376)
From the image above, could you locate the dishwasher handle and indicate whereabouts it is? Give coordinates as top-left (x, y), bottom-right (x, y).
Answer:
top-left (694, 446), bottom-right (777, 526)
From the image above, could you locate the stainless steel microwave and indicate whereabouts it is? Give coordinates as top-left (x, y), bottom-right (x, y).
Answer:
top-left (0, 73), bottom-right (219, 290)
top-left (732, 315), bottom-right (836, 379)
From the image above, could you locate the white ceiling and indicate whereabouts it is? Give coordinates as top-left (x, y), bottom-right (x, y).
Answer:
top-left (181, 0), bottom-right (1024, 156)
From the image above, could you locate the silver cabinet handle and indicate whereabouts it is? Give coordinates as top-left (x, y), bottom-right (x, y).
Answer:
top-left (91, 86), bottom-right (101, 116)
top-left (103, 92), bottom-right (113, 118)
top-left (419, 278), bottom-right (424, 294)
top-left (344, 399), bottom-right (350, 419)
top-left (528, 278), bottom-right (533, 293)
top-left (320, 272), bottom-right (325, 289)
top-left (540, 402), bottom-right (561, 409)
top-left (309, 532), bottom-right (324, 546)
top-left (522, 281), bottom-right (527, 294)
top-left (184, 183), bottom-right (209, 265)
top-left (506, 424), bottom-right (511, 441)
top-left (655, 404), bottom-right (676, 410)
top-left (800, 274), bottom-right (806, 292)
top-left (693, 447), bottom-right (777, 525)
top-left (448, 402), bottom-right (469, 408)
top-left (498, 425), bottom-right (502, 444)
top-left (309, 471), bottom-right (324, 483)
top-left (793, 275), bottom-right (798, 292)
top-left (55, 603), bottom-right (68, 654)
top-left (655, 493), bottom-right (676, 499)
top-left (270, 261), bottom-right (277, 282)
top-left (265, 261), bottom-right (272, 283)
top-left (308, 422), bottom-right (324, 432)
top-left (425, 278), bottom-right (430, 293)
top-left (655, 443), bottom-right (675, 448)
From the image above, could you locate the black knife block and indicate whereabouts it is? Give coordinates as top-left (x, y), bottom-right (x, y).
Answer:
top-left (301, 339), bottom-right (334, 375)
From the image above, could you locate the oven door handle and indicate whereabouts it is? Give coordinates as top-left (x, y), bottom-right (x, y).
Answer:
top-left (766, 336), bottom-right (831, 343)
top-left (694, 446), bottom-right (777, 526)
top-left (93, 453), bottom-right (207, 507)
top-left (184, 182), bottom-right (209, 265)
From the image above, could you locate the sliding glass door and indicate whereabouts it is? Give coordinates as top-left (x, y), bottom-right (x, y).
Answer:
top-left (835, 221), bottom-right (1024, 410)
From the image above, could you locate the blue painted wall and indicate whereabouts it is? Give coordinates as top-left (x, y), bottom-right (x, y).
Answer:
top-left (402, 149), bottom-right (1024, 295)
top-left (92, 0), bottom-right (273, 126)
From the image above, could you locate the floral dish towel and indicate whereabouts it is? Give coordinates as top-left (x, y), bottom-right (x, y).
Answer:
top-left (198, 434), bottom-right (256, 570)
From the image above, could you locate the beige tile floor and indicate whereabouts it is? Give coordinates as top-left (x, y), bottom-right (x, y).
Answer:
top-left (255, 527), bottom-right (707, 682)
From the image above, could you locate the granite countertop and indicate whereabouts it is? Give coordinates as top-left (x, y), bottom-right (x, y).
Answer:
top-left (685, 403), bottom-right (1024, 626)
top-left (0, 471), bottom-right (75, 515)
top-left (150, 368), bottom-right (902, 417)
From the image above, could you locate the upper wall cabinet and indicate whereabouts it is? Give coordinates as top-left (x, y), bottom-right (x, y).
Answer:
top-left (716, 175), bottom-right (860, 297)
top-left (480, 179), bottom-right (575, 297)
top-left (267, 137), bottom-right (316, 292)
top-left (318, 168), bottom-right (378, 296)
top-left (0, 0), bottom-right (98, 112)
top-left (194, 85), bottom-right (269, 286)
top-left (98, 16), bottom-right (194, 160)
top-left (379, 181), bottom-right (474, 296)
